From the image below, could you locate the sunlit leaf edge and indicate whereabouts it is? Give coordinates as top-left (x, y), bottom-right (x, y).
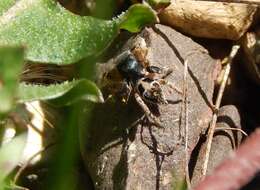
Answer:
top-left (18, 79), bottom-right (104, 105)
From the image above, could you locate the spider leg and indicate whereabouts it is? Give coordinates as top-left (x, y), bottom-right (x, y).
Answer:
top-left (104, 94), bottom-right (113, 102)
top-left (134, 92), bottom-right (163, 128)
top-left (159, 67), bottom-right (174, 79)
top-left (157, 79), bottom-right (183, 95)
top-left (122, 83), bottom-right (133, 103)
top-left (146, 66), bottom-right (173, 79)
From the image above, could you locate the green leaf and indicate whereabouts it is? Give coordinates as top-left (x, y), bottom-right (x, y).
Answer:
top-left (118, 4), bottom-right (158, 33)
top-left (0, 134), bottom-right (27, 185)
top-left (0, 0), bottom-right (16, 15)
top-left (18, 79), bottom-right (104, 105)
top-left (0, 0), bottom-right (157, 65)
top-left (0, 0), bottom-right (118, 65)
top-left (91, 0), bottom-right (117, 19)
top-left (0, 46), bottom-right (24, 115)
top-left (147, 0), bottom-right (171, 8)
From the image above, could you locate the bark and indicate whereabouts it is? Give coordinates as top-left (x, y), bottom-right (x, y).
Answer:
top-left (159, 0), bottom-right (257, 40)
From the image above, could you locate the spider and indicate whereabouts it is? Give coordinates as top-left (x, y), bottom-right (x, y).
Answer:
top-left (100, 44), bottom-right (181, 128)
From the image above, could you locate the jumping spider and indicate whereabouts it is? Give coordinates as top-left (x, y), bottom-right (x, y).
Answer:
top-left (102, 48), bottom-right (181, 128)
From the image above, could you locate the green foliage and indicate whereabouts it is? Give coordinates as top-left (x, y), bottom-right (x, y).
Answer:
top-left (0, 134), bottom-right (27, 187)
top-left (0, 0), bottom-right (118, 64)
top-left (0, 1), bottom-right (159, 189)
top-left (0, 47), bottom-right (24, 115)
top-left (118, 4), bottom-right (158, 33)
top-left (0, 0), bottom-right (158, 107)
top-left (92, 0), bottom-right (117, 19)
top-left (0, 0), bottom-right (157, 65)
top-left (18, 79), bottom-right (104, 105)
top-left (0, 0), bottom-right (16, 15)
top-left (147, 0), bottom-right (171, 9)
top-left (147, 0), bottom-right (171, 6)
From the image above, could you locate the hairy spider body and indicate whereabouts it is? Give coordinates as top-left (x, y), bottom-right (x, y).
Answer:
top-left (110, 50), bottom-right (177, 127)
top-left (102, 48), bottom-right (181, 127)
top-left (116, 51), bottom-right (168, 105)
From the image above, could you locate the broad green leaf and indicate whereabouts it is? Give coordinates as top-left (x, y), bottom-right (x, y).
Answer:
top-left (0, 0), bottom-right (118, 65)
top-left (18, 79), bottom-right (104, 105)
top-left (0, 46), bottom-right (24, 115)
top-left (118, 4), bottom-right (158, 33)
top-left (0, 0), bottom-right (157, 65)
top-left (0, 133), bottom-right (27, 185)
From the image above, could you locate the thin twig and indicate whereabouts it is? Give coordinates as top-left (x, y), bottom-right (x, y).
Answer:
top-left (195, 129), bottom-right (260, 190)
top-left (13, 143), bottom-right (55, 184)
top-left (215, 127), bottom-right (248, 137)
top-left (183, 59), bottom-right (191, 188)
top-left (199, 0), bottom-right (260, 5)
top-left (202, 45), bottom-right (240, 176)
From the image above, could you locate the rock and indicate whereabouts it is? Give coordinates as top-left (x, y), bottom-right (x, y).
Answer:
top-left (190, 105), bottom-right (243, 186)
top-left (79, 24), bottom-right (218, 189)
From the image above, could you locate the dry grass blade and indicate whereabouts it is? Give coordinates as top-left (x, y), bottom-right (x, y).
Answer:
top-left (26, 102), bottom-right (54, 129)
top-left (20, 64), bottom-right (73, 83)
top-left (215, 127), bottom-right (248, 137)
top-left (183, 59), bottom-right (191, 188)
top-left (195, 129), bottom-right (260, 190)
top-left (202, 45), bottom-right (240, 176)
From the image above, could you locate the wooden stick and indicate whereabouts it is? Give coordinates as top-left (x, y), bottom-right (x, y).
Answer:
top-left (199, 0), bottom-right (260, 5)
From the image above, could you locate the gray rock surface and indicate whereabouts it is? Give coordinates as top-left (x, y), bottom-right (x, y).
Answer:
top-left (80, 24), bottom-right (218, 190)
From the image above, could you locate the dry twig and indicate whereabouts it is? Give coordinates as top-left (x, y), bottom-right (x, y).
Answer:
top-left (200, 0), bottom-right (260, 6)
top-left (195, 129), bottom-right (260, 190)
top-left (202, 45), bottom-right (240, 176)
top-left (215, 127), bottom-right (248, 137)
top-left (183, 59), bottom-right (191, 188)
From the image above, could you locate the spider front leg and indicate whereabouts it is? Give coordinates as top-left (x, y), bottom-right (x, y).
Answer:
top-left (157, 79), bottom-right (183, 95)
top-left (150, 66), bottom-right (183, 95)
top-left (122, 82), bottom-right (132, 103)
top-left (146, 66), bottom-right (173, 79)
top-left (134, 92), bottom-right (163, 128)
